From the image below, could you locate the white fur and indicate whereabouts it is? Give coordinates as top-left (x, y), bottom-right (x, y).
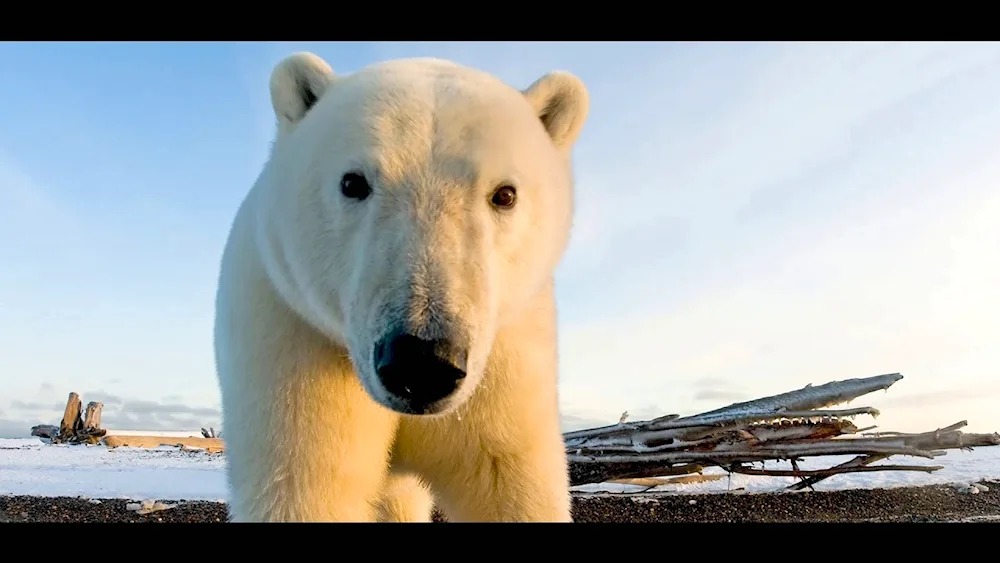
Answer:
top-left (213, 52), bottom-right (589, 522)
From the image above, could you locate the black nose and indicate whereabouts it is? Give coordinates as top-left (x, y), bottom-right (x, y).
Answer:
top-left (373, 329), bottom-right (468, 411)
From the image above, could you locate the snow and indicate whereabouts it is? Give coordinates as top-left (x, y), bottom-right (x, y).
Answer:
top-left (0, 438), bottom-right (226, 502)
top-left (1, 436), bottom-right (998, 502)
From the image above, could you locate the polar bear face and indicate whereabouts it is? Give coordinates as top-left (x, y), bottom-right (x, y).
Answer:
top-left (256, 53), bottom-right (589, 416)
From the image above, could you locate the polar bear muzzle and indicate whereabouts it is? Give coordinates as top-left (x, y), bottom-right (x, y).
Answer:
top-left (372, 326), bottom-right (469, 415)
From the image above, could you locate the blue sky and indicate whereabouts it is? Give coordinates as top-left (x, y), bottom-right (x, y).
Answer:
top-left (1, 41), bottom-right (999, 438)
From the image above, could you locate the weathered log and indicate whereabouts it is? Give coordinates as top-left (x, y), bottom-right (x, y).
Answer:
top-left (103, 435), bottom-right (224, 452)
top-left (55, 392), bottom-right (83, 443)
top-left (564, 373), bottom-right (1000, 488)
top-left (609, 474), bottom-right (725, 487)
top-left (74, 427), bottom-right (108, 445)
top-left (83, 401), bottom-right (103, 431)
top-left (570, 461), bottom-right (708, 487)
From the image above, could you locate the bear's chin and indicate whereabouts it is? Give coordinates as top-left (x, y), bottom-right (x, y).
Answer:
top-left (380, 396), bottom-right (463, 417)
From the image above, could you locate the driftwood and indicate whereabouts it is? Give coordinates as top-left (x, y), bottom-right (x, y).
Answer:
top-left (103, 435), bottom-right (224, 453)
top-left (49, 392), bottom-right (106, 445)
top-left (565, 373), bottom-right (1000, 490)
top-left (83, 401), bottom-right (103, 431)
top-left (609, 474), bottom-right (726, 487)
top-left (201, 427), bottom-right (217, 438)
top-left (58, 392), bottom-right (83, 440)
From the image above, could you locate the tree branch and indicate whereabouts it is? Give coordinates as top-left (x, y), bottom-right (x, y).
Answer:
top-left (726, 463), bottom-right (943, 478)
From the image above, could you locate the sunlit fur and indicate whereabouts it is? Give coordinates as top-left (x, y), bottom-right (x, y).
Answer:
top-left (214, 52), bottom-right (589, 522)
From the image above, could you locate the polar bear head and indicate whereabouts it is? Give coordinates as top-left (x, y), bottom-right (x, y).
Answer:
top-left (256, 52), bottom-right (589, 416)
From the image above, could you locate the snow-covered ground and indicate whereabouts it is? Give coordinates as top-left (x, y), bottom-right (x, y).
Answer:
top-left (1, 437), bottom-right (998, 502)
top-left (0, 438), bottom-right (227, 501)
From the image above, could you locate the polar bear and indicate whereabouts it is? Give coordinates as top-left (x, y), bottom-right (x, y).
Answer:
top-left (213, 51), bottom-right (589, 522)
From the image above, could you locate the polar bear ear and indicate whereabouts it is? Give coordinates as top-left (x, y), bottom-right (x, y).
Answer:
top-left (269, 52), bottom-right (336, 135)
top-left (522, 71), bottom-right (590, 150)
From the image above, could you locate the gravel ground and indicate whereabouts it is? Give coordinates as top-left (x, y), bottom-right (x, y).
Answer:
top-left (2, 480), bottom-right (998, 522)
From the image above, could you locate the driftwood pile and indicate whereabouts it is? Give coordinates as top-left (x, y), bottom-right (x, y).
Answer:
top-left (28, 392), bottom-right (225, 452)
top-left (565, 373), bottom-right (1000, 491)
top-left (30, 392), bottom-right (106, 445)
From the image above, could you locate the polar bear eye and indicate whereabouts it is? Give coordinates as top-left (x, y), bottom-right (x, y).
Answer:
top-left (490, 185), bottom-right (517, 210)
top-left (340, 172), bottom-right (372, 201)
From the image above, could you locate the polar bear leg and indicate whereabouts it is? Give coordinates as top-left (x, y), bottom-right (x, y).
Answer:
top-left (395, 289), bottom-right (573, 523)
top-left (375, 472), bottom-right (435, 522)
top-left (217, 272), bottom-right (400, 522)
top-left (222, 361), bottom-right (400, 522)
top-left (429, 422), bottom-right (572, 523)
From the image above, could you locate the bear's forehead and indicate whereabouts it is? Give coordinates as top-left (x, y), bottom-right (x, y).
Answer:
top-left (350, 61), bottom-right (534, 133)
top-left (313, 61), bottom-right (551, 187)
